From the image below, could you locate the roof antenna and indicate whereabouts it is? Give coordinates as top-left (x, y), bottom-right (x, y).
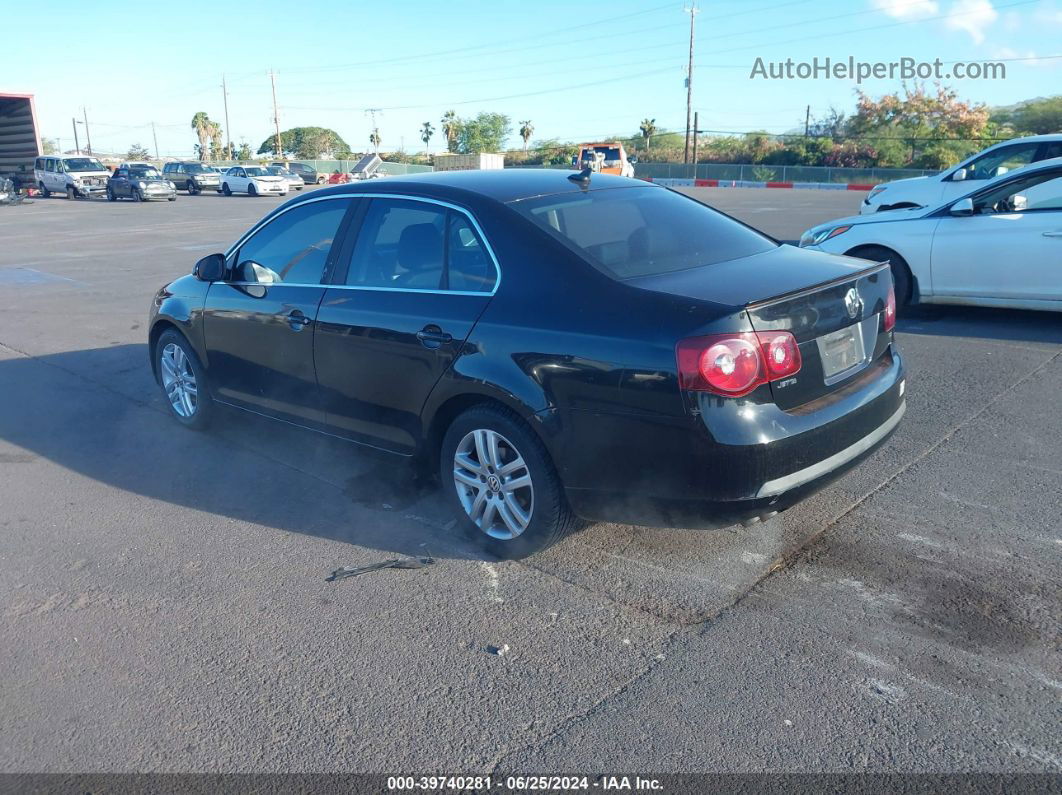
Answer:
top-left (568, 166), bottom-right (592, 184)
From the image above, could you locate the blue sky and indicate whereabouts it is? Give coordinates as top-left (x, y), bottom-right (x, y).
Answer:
top-left (7, 0), bottom-right (1060, 157)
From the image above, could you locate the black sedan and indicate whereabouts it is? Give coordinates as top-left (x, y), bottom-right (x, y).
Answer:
top-left (149, 170), bottom-right (905, 558)
top-left (108, 164), bottom-right (177, 202)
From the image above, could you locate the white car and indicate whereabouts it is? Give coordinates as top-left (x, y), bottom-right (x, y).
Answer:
top-left (219, 166), bottom-right (289, 197)
top-left (800, 158), bottom-right (1062, 313)
top-left (860, 134), bottom-right (1062, 215)
top-left (33, 155), bottom-right (111, 199)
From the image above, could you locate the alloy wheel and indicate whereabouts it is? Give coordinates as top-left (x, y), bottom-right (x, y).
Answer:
top-left (159, 342), bottom-right (198, 418)
top-left (453, 429), bottom-right (534, 540)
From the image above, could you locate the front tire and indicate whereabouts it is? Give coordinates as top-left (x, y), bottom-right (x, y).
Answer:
top-left (440, 406), bottom-right (580, 559)
top-left (846, 245), bottom-right (913, 311)
top-left (39, 181), bottom-right (50, 198)
top-left (247, 183), bottom-right (258, 197)
top-left (222, 183), bottom-right (232, 196)
top-left (107, 187), bottom-right (117, 201)
top-left (187, 182), bottom-right (199, 195)
top-left (66, 185), bottom-right (77, 200)
top-left (155, 330), bottom-right (212, 430)
top-left (132, 187), bottom-right (143, 202)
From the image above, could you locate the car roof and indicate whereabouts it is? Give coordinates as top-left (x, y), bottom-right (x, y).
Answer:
top-left (305, 169), bottom-right (651, 204)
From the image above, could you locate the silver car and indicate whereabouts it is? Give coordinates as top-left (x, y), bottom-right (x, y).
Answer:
top-left (265, 166), bottom-right (304, 192)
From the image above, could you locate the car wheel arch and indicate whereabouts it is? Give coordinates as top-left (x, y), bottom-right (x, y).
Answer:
top-left (844, 243), bottom-right (919, 305)
top-left (149, 317), bottom-right (207, 382)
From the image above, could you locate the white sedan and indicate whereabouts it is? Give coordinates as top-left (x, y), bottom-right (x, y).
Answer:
top-left (219, 166), bottom-right (289, 197)
top-left (800, 158), bottom-right (1062, 313)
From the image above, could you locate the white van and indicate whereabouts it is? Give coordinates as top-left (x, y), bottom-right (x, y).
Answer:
top-left (860, 134), bottom-right (1062, 215)
top-left (33, 155), bottom-right (111, 199)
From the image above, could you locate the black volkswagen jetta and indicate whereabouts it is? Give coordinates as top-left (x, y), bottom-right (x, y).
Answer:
top-left (149, 170), bottom-right (905, 558)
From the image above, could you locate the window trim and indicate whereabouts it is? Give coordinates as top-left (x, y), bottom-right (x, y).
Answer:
top-left (224, 192), bottom-right (502, 296)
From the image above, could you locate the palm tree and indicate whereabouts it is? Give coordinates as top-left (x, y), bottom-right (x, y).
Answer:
top-left (639, 118), bottom-right (657, 153)
top-left (519, 120), bottom-right (534, 152)
top-left (208, 121), bottom-right (223, 162)
top-left (191, 112), bottom-right (213, 161)
top-left (369, 130), bottom-right (381, 153)
top-left (420, 122), bottom-right (435, 154)
top-left (441, 110), bottom-right (459, 153)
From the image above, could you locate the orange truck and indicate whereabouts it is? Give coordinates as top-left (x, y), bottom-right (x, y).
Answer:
top-left (572, 142), bottom-right (635, 178)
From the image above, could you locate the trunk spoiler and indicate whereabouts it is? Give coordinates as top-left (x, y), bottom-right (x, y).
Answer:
top-left (745, 261), bottom-right (889, 310)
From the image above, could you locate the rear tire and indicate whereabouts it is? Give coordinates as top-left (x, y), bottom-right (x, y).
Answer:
top-left (846, 245), bottom-right (913, 312)
top-left (155, 329), bottom-right (213, 430)
top-left (440, 405), bottom-right (581, 559)
top-left (247, 183), bottom-right (257, 197)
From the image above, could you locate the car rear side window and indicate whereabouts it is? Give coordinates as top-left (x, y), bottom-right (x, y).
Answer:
top-left (512, 186), bottom-right (775, 279)
top-left (235, 199), bottom-right (349, 285)
top-left (342, 198), bottom-right (496, 293)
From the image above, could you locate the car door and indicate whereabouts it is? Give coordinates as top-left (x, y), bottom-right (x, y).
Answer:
top-left (202, 197), bottom-right (356, 425)
top-left (314, 196), bottom-right (500, 453)
top-left (112, 168), bottom-right (129, 196)
top-left (48, 159), bottom-right (64, 192)
top-left (931, 167), bottom-right (1062, 302)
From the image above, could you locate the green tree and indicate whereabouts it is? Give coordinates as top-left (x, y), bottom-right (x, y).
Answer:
top-left (256, 127), bottom-right (351, 158)
top-left (519, 120), bottom-right (534, 152)
top-left (639, 118), bottom-right (657, 152)
top-left (369, 130), bottom-right (381, 153)
top-left (236, 142), bottom-right (252, 160)
top-left (42, 138), bottom-right (59, 155)
top-left (441, 110), bottom-right (460, 153)
top-left (993, 96), bottom-right (1062, 135)
top-left (420, 121), bottom-right (435, 153)
top-left (208, 122), bottom-right (224, 161)
top-left (456, 112), bottom-right (511, 154)
top-left (126, 143), bottom-right (151, 160)
top-left (191, 112), bottom-right (213, 162)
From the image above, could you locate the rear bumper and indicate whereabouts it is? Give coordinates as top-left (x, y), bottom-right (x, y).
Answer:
top-left (560, 348), bottom-right (906, 528)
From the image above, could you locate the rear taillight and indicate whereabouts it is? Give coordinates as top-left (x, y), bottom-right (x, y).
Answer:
top-left (884, 285), bottom-right (896, 332)
top-left (676, 332), bottom-right (802, 397)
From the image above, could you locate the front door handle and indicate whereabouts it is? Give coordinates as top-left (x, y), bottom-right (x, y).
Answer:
top-left (1042, 231), bottom-right (1062, 238)
top-left (286, 310), bottom-right (312, 331)
top-left (416, 325), bottom-right (453, 349)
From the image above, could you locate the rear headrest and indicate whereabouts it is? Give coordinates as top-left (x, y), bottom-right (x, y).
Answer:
top-left (398, 223), bottom-right (443, 271)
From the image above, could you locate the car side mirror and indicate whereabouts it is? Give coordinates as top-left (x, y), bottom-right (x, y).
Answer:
top-left (194, 253), bottom-right (226, 282)
top-left (629, 156), bottom-right (639, 165)
top-left (951, 167), bottom-right (967, 182)
top-left (949, 197), bottom-right (974, 217)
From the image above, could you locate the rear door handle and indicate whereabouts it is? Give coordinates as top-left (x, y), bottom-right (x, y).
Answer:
top-left (286, 310), bottom-right (312, 331)
top-left (416, 325), bottom-right (452, 349)
top-left (1043, 231), bottom-right (1062, 238)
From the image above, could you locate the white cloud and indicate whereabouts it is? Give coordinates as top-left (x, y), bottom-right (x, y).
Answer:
top-left (945, 0), bottom-right (999, 44)
top-left (871, 0), bottom-right (940, 18)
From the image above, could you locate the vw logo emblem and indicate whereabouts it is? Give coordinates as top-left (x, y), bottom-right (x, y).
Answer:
top-left (487, 475), bottom-right (502, 493)
top-left (844, 287), bottom-right (862, 319)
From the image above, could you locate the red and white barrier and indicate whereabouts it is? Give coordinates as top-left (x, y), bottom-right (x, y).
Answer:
top-left (642, 177), bottom-right (875, 191)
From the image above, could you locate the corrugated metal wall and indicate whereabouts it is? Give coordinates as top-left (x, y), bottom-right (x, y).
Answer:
top-left (0, 95), bottom-right (41, 174)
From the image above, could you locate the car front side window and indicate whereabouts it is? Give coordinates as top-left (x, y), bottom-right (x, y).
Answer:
top-left (234, 199), bottom-right (350, 285)
top-left (964, 144), bottom-right (1039, 180)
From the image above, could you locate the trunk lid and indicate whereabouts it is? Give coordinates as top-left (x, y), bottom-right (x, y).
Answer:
top-left (627, 245), bottom-right (894, 409)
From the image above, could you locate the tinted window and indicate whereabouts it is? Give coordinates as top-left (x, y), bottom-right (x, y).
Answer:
top-left (974, 169), bottom-right (1062, 213)
top-left (446, 213), bottom-right (496, 292)
top-left (1038, 141), bottom-right (1062, 161)
top-left (345, 199), bottom-right (446, 289)
top-left (235, 199), bottom-right (349, 285)
top-left (512, 186), bottom-right (775, 279)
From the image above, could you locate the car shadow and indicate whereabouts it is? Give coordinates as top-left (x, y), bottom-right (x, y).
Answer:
top-left (898, 304), bottom-right (1061, 345)
top-left (0, 343), bottom-right (487, 563)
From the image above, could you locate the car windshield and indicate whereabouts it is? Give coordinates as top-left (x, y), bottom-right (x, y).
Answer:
top-left (185, 164), bottom-right (212, 174)
top-left (130, 167), bottom-right (161, 178)
top-left (244, 167), bottom-right (268, 177)
top-left (266, 167), bottom-right (290, 175)
top-left (511, 186), bottom-right (776, 279)
top-left (63, 158), bottom-right (106, 172)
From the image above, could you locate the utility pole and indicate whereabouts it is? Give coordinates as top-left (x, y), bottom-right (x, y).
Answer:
top-left (71, 118), bottom-right (80, 154)
top-left (221, 74), bottom-right (232, 159)
top-left (151, 122), bottom-right (160, 160)
top-left (82, 107), bottom-right (92, 155)
top-left (366, 108), bottom-right (382, 154)
top-left (269, 70), bottom-right (282, 158)
top-left (692, 111), bottom-right (699, 175)
top-left (804, 105), bottom-right (811, 138)
top-left (683, 4), bottom-right (699, 164)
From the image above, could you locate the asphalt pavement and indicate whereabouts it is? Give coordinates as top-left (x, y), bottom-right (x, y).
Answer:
top-left (0, 186), bottom-right (1059, 775)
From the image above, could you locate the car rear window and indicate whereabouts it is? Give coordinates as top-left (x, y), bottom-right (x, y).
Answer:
top-left (511, 186), bottom-right (775, 279)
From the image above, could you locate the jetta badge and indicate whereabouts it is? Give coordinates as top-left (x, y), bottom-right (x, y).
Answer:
top-left (844, 287), bottom-right (862, 319)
